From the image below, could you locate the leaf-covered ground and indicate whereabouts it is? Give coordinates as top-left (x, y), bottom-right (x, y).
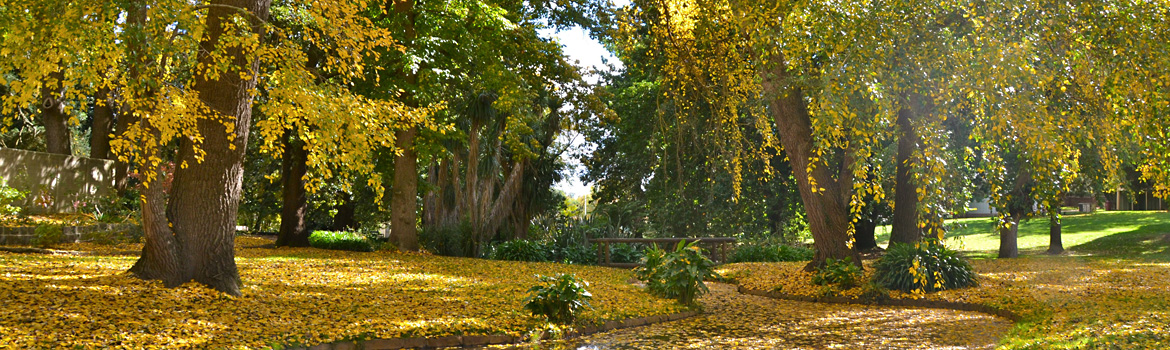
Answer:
top-left (0, 237), bottom-right (685, 349)
top-left (555, 283), bottom-right (1010, 349)
top-left (721, 256), bottom-right (1170, 349)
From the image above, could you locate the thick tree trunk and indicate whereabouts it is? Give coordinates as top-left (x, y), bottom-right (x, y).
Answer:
top-left (391, 127), bottom-right (420, 250)
top-left (276, 133), bottom-right (310, 247)
top-left (128, 167), bottom-right (183, 286)
top-left (131, 0), bottom-right (271, 296)
top-left (763, 60), bottom-right (861, 270)
top-left (1047, 214), bottom-right (1063, 255)
top-left (854, 211), bottom-right (878, 252)
top-left (41, 71), bottom-right (71, 155)
top-left (890, 98), bottom-right (921, 245)
top-left (90, 87), bottom-right (114, 159)
top-left (998, 214), bottom-right (1020, 258)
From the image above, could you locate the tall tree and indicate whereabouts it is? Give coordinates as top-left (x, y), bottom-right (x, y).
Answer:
top-left (40, 71), bottom-right (71, 155)
top-left (89, 86), bottom-right (114, 159)
top-left (130, 0), bottom-right (274, 295)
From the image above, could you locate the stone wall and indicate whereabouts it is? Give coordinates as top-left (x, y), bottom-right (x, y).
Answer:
top-left (0, 147), bottom-right (116, 214)
top-left (0, 223), bottom-right (139, 245)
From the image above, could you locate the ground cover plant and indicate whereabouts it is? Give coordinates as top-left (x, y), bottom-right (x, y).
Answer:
top-left (0, 237), bottom-right (685, 348)
top-left (524, 274), bottom-right (593, 324)
top-left (635, 241), bottom-right (718, 305)
top-left (872, 242), bottom-right (977, 293)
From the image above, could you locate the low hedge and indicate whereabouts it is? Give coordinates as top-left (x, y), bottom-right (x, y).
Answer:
top-left (309, 231), bottom-right (374, 252)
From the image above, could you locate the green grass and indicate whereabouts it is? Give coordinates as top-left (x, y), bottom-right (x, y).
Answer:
top-left (875, 211), bottom-right (1170, 258)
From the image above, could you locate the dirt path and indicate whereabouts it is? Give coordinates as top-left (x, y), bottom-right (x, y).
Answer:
top-left (559, 283), bottom-right (1012, 349)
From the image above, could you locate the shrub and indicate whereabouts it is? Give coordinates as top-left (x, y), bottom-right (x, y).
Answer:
top-left (729, 243), bottom-right (814, 263)
top-left (308, 231), bottom-right (374, 252)
top-left (32, 224), bottom-right (65, 248)
top-left (635, 241), bottom-right (718, 305)
top-left (523, 274), bottom-right (593, 324)
top-left (0, 179), bottom-right (26, 217)
top-left (420, 220), bottom-right (473, 256)
top-left (610, 243), bottom-right (644, 263)
top-left (488, 239), bottom-right (549, 262)
top-left (873, 242), bottom-right (977, 293)
top-left (551, 243), bottom-right (597, 265)
top-left (812, 257), bottom-right (862, 289)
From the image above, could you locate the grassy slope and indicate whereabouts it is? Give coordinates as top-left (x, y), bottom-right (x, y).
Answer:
top-left (874, 211), bottom-right (1170, 258)
top-left (0, 237), bottom-right (684, 349)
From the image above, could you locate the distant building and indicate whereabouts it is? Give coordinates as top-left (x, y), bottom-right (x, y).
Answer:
top-left (1104, 189), bottom-right (1165, 211)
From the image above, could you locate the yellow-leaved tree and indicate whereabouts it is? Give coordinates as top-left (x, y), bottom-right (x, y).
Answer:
top-left (0, 0), bottom-right (432, 295)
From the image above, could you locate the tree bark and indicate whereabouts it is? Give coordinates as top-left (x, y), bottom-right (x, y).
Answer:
top-left (332, 193), bottom-right (357, 231)
top-left (128, 165), bottom-right (184, 286)
top-left (391, 127), bottom-right (420, 250)
top-left (998, 213), bottom-right (1020, 258)
top-left (388, 0), bottom-right (421, 251)
top-left (890, 96), bottom-right (921, 245)
top-left (854, 210), bottom-right (878, 252)
top-left (130, 0), bottom-right (272, 296)
top-left (762, 58), bottom-right (861, 270)
top-left (90, 87), bottom-right (115, 159)
top-left (1047, 214), bottom-right (1063, 255)
top-left (41, 71), bottom-right (71, 155)
top-left (276, 133), bottom-right (310, 247)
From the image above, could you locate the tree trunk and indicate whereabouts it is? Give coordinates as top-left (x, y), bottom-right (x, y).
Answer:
top-left (388, 0), bottom-right (421, 251)
top-left (332, 193), bottom-right (357, 231)
top-left (41, 71), bottom-right (71, 155)
top-left (391, 127), bottom-right (420, 250)
top-left (890, 98), bottom-right (921, 245)
top-left (1047, 214), bottom-right (1063, 255)
top-left (128, 165), bottom-right (183, 287)
top-left (762, 59), bottom-right (861, 270)
top-left (113, 108), bottom-right (136, 192)
top-left (90, 87), bottom-right (114, 159)
top-left (854, 211), bottom-right (878, 252)
top-left (998, 213), bottom-right (1020, 258)
top-left (130, 0), bottom-right (272, 296)
top-left (276, 133), bottom-right (310, 247)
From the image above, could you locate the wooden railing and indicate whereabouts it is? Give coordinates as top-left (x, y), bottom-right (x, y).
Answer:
top-left (587, 237), bottom-right (737, 268)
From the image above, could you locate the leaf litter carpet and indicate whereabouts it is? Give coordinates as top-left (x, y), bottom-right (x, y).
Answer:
top-left (555, 283), bottom-right (1010, 349)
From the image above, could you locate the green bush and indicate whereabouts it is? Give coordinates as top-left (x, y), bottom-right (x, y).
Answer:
top-left (812, 257), bottom-right (862, 289)
top-left (0, 179), bottom-right (26, 217)
top-left (308, 231), bottom-right (374, 252)
top-left (635, 241), bottom-right (718, 305)
top-left (524, 274), bottom-right (593, 324)
top-left (420, 220), bottom-right (474, 257)
top-left (551, 243), bottom-right (597, 265)
top-left (488, 239), bottom-right (549, 262)
top-left (32, 224), bottom-right (64, 248)
top-left (873, 242), bottom-right (977, 293)
top-left (610, 242), bottom-right (644, 263)
top-left (729, 243), bottom-right (814, 263)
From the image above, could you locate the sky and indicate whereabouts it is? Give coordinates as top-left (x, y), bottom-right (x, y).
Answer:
top-left (540, 25), bottom-right (622, 198)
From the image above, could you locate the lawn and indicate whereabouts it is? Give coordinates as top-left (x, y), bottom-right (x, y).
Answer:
top-left (0, 237), bottom-right (684, 349)
top-left (726, 210), bottom-right (1170, 349)
top-left (875, 211), bottom-right (1170, 258)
